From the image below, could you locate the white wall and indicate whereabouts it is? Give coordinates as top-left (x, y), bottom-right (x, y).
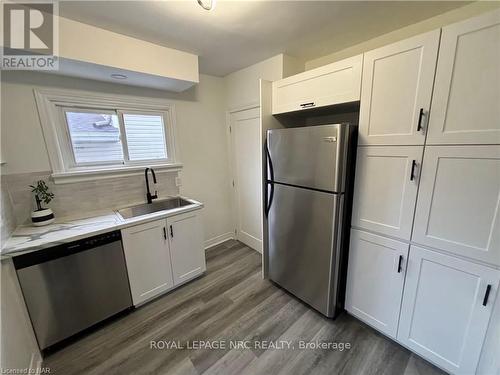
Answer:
top-left (0, 71), bottom-right (233, 247)
top-left (306, 1), bottom-right (500, 70)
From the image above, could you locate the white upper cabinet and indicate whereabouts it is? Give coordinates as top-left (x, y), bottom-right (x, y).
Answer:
top-left (352, 146), bottom-right (423, 240)
top-left (346, 229), bottom-right (408, 338)
top-left (427, 10), bottom-right (500, 145)
top-left (359, 30), bottom-right (440, 145)
top-left (167, 211), bottom-right (206, 285)
top-left (413, 146), bottom-right (500, 266)
top-left (398, 245), bottom-right (500, 374)
top-left (121, 219), bottom-right (174, 306)
top-left (272, 55), bottom-right (362, 114)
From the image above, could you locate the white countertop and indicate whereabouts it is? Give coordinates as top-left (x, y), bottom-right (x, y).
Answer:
top-left (1, 198), bottom-right (203, 258)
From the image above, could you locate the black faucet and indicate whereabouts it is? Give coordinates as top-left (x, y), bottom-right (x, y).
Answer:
top-left (145, 168), bottom-right (158, 204)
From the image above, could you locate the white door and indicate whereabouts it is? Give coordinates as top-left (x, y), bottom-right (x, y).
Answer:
top-left (230, 107), bottom-right (263, 252)
top-left (121, 219), bottom-right (174, 306)
top-left (398, 245), bottom-right (500, 374)
top-left (167, 210), bottom-right (206, 285)
top-left (413, 146), bottom-right (500, 266)
top-left (351, 146), bottom-right (423, 240)
top-left (359, 30), bottom-right (440, 145)
top-left (346, 229), bottom-right (408, 338)
top-left (427, 10), bottom-right (500, 145)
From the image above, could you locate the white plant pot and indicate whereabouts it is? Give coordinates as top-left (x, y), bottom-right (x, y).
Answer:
top-left (31, 208), bottom-right (55, 226)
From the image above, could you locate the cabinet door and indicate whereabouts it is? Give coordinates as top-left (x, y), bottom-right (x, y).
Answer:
top-left (351, 146), bottom-right (423, 240)
top-left (346, 229), bottom-right (408, 338)
top-left (413, 146), bottom-right (500, 266)
top-left (272, 54), bottom-right (362, 114)
top-left (167, 211), bottom-right (206, 285)
top-left (427, 10), bottom-right (500, 145)
top-left (121, 219), bottom-right (174, 306)
top-left (359, 30), bottom-right (440, 145)
top-left (398, 246), bottom-right (500, 374)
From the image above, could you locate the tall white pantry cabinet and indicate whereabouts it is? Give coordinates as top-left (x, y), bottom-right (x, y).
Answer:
top-left (346, 9), bottom-right (500, 375)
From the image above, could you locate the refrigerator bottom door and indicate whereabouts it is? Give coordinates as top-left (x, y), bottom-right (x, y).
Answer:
top-left (268, 183), bottom-right (340, 317)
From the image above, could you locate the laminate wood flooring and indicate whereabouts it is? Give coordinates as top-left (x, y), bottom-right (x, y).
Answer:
top-left (43, 240), bottom-right (446, 375)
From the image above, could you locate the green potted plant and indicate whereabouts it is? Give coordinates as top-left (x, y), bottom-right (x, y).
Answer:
top-left (30, 180), bottom-right (55, 226)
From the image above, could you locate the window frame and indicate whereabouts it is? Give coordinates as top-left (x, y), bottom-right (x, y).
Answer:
top-left (34, 88), bottom-right (181, 184)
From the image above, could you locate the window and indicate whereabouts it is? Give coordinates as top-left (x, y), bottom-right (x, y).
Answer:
top-left (34, 89), bottom-right (179, 183)
top-left (63, 109), bottom-right (170, 168)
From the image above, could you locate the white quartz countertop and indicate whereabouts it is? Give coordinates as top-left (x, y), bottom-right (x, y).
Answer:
top-left (1, 198), bottom-right (203, 258)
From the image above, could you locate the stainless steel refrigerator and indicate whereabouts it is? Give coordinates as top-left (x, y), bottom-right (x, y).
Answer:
top-left (265, 124), bottom-right (356, 318)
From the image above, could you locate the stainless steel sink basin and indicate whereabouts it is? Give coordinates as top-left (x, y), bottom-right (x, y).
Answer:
top-left (117, 197), bottom-right (193, 219)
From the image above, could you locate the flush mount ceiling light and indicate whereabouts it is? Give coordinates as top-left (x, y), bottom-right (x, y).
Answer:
top-left (110, 73), bottom-right (127, 80)
top-left (197, 0), bottom-right (216, 11)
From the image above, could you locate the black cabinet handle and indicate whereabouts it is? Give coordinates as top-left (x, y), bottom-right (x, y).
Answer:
top-left (300, 102), bottom-right (315, 108)
top-left (170, 225), bottom-right (174, 238)
top-left (397, 255), bottom-right (404, 273)
top-left (417, 108), bottom-right (424, 132)
top-left (163, 227), bottom-right (167, 240)
top-left (483, 284), bottom-right (492, 306)
top-left (410, 160), bottom-right (417, 181)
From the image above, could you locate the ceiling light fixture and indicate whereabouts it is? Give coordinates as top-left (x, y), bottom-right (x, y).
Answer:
top-left (197, 0), bottom-right (216, 11)
top-left (110, 73), bottom-right (127, 80)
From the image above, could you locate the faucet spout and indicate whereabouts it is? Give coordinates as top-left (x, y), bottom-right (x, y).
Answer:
top-left (145, 168), bottom-right (158, 204)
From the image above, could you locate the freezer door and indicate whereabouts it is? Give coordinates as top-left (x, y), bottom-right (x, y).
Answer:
top-left (267, 124), bottom-right (346, 192)
top-left (268, 183), bottom-right (341, 316)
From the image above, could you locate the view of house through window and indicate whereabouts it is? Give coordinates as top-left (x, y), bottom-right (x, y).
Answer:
top-left (64, 109), bottom-right (169, 167)
top-left (65, 111), bottom-right (123, 164)
top-left (122, 113), bottom-right (167, 161)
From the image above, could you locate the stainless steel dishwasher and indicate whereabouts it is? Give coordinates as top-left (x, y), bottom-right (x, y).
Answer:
top-left (14, 230), bottom-right (133, 350)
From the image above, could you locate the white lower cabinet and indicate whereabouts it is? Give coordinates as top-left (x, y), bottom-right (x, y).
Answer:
top-left (121, 219), bottom-right (175, 306)
top-left (346, 229), bottom-right (408, 338)
top-left (167, 211), bottom-right (206, 285)
top-left (398, 246), bottom-right (500, 374)
top-left (121, 210), bottom-right (206, 306)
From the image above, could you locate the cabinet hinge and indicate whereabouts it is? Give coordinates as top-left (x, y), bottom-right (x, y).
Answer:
top-left (232, 180), bottom-right (235, 187)
top-left (229, 126), bottom-right (232, 133)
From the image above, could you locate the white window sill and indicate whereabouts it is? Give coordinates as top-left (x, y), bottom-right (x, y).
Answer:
top-left (51, 163), bottom-right (183, 184)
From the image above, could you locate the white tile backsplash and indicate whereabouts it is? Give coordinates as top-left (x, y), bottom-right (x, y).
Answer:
top-left (2, 170), bottom-right (180, 225)
top-left (1, 181), bottom-right (17, 245)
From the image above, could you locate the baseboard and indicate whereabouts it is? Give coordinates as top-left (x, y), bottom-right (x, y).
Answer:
top-left (204, 232), bottom-right (234, 249)
top-left (238, 231), bottom-right (262, 254)
top-left (30, 351), bottom-right (43, 374)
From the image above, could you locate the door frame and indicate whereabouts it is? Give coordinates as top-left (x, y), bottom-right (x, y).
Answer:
top-left (226, 104), bottom-right (263, 253)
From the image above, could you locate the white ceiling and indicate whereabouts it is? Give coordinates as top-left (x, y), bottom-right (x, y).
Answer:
top-left (59, 1), bottom-right (469, 76)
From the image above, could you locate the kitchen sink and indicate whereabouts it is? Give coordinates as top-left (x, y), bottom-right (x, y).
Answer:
top-left (117, 197), bottom-right (193, 219)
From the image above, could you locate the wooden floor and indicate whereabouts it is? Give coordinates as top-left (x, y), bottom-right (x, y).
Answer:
top-left (43, 240), bottom-right (445, 375)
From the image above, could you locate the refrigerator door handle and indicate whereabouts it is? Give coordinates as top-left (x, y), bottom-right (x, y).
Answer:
top-left (265, 139), bottom-right (275, 217)
top-left (266, 182), bottom-right (275, 217)
top-left (265, 138), bottom-right (274, 182)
